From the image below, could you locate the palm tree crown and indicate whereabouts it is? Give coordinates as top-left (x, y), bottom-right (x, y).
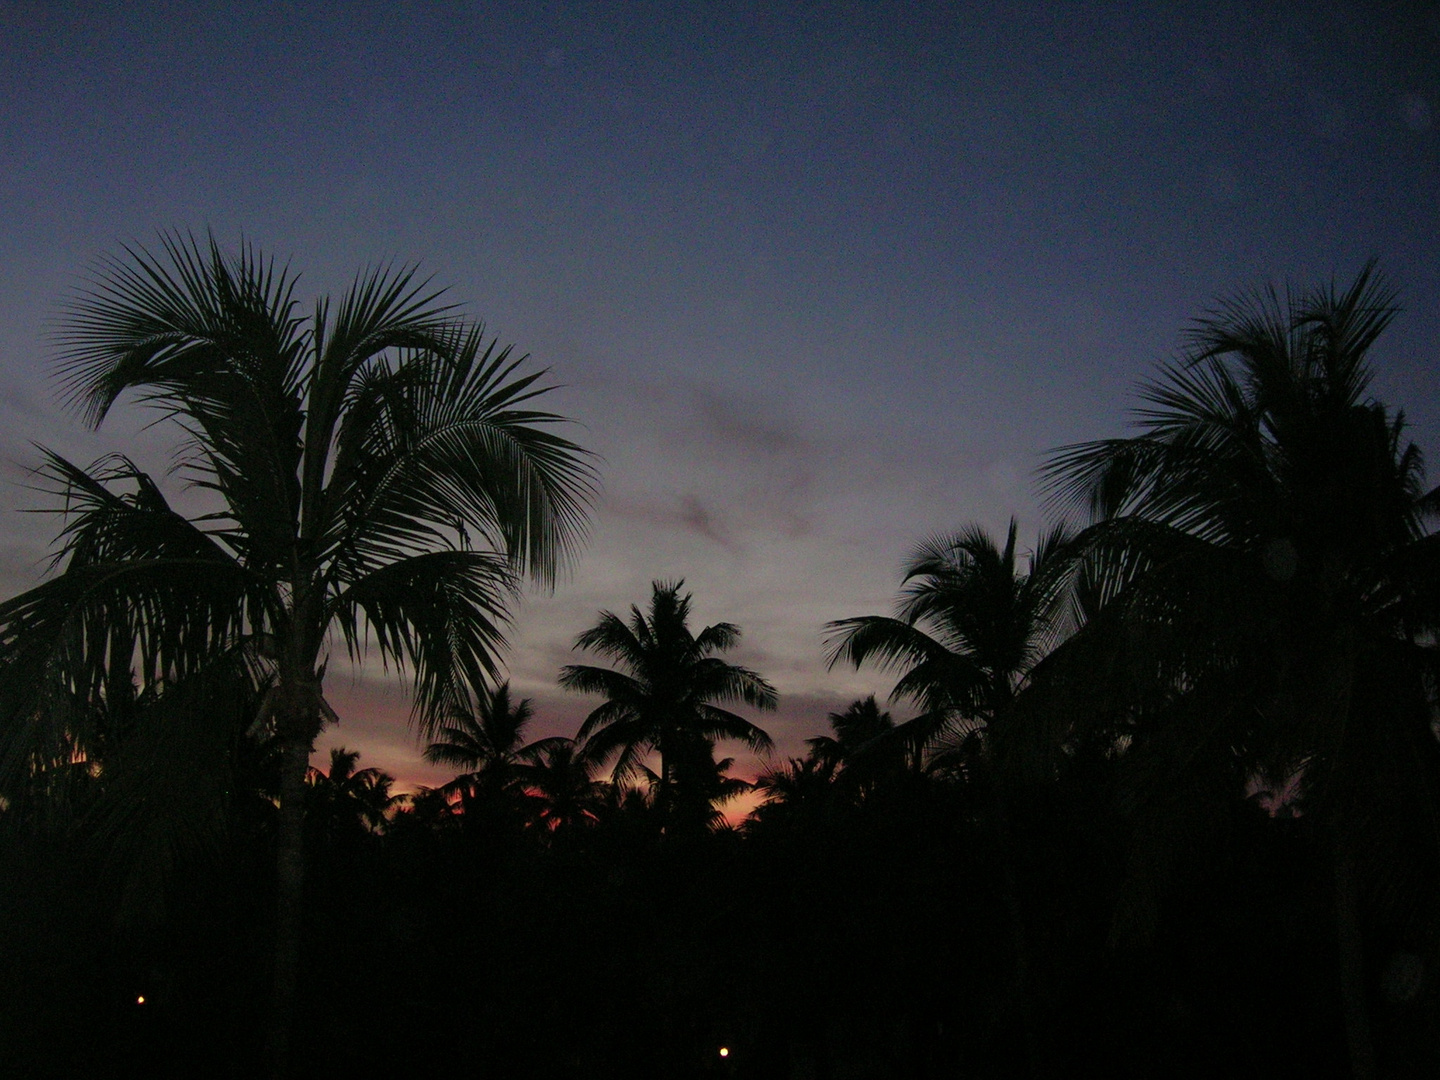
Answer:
top-left (806, 695), bottom-right (920, 792)
top-left (513, 738), bottom-right (609, 838)
top-left (2, 235), bottom-right (595, 754)
top-left (1042, 263), bottom-right (1437, 790)
top-left (559, 580), bottom-right (776, 820)
top-left (423, 680), bottom-right (567, 829)
top-left (424, 680), bottom-right (564, 780)
top-left (825, 519), bottom-right (1076, 756)
top-left (306, 747), bottom-right (402, 837)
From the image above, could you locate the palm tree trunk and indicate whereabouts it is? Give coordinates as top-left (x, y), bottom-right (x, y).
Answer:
top-left (1333, 833), bottom-right (1377, 1080)
top-left (992, 788), bottom-right (1043, 1080)
top-left (658, 737), bottom-right (671, 830)
top-left (265, 729), bottom-right (313, 1079)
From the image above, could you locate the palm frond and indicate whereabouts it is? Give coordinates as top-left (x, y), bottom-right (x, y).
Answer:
top-left (55, 232), bottom-right (305, 425)
top-left (572, 696), bottom-right (643, 745)
top-left (570, 611), bottom-right (646, 666)
top-left (322, 326), bottom-right (597, 588)
top-left (823, 615), bottom-right (954, 675)
top-left (0, 455), bottom-right (260, 788)
top-left (331, 550), bottom-right (515, 735)
top-left (300, 263), bottom-right (457, 522)
top-left (693, 703), bottom-right (776, 752)
top-left (559, 664), bottom-right (645, 705)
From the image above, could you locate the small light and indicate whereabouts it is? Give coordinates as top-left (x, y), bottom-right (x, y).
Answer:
top-left (136, 996), bottom-right (145, 1005)
top-left (718, 1047), bottom-right (729, 1058)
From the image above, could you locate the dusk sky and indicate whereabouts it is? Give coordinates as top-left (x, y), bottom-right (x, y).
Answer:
top-left (1, 1), bottom-right (1436, 791)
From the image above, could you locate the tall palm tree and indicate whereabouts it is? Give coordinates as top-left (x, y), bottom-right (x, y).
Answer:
top-left (1042, 263), bottom-right (1440, 1080)
top-left (825, 520), bottom-right (1076, 1079)
top-left (825, 519), bottom-right (1076, 771)
top-left (0, 234), bottom-right (595, 1075)
top-left (559, 580), bottom-right (776, 827)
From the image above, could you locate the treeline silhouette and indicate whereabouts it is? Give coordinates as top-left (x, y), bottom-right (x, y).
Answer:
top-left (1, 245), bottom-right (1436, 1078)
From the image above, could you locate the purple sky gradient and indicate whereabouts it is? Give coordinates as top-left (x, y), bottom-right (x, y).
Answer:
top-left (2, 1), bottom-right (1437, 788)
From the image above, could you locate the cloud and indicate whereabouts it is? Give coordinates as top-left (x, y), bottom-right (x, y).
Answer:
top-left (675, 492), bottom-right (735, 548)
top-left (688, 383), bottom-right (807, 459)
top-left (609, 490), bottom-right (739, 551)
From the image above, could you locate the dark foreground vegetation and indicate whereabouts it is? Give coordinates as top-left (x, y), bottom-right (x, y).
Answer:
top-left (2, 744), bottom-right (1433, 1078)
top-left (1, 242), bottom-right (1437, 1078)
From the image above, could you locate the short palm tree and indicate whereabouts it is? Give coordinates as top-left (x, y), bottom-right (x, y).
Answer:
top-left (749, 755), bottom-right (842, 831)
top-left (514, 738), bottom-right (609, 838)
top-left (665, 736), bottom-right (754, 833)
top-left (806, 695), bottom-right (917, 796)
top-left (559, 580), bottom-right (776, 826)
top-left (0, 234), bottom-right (595, 1075)
top-left (306, 747), bottom-right (402, 838)
top-left (424, 680), bottom-right (565, 818)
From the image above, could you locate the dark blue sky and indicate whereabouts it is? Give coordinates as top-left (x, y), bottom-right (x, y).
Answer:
top-left (2, 1), bottom-right (1436, 784)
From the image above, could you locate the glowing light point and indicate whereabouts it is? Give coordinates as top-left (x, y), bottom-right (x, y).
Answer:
top-left (136, 996), bottom-right (145, 1005)
top-left (719, 1047), bottom-right (729, 1058)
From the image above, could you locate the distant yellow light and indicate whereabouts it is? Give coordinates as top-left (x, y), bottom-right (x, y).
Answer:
top-left (136, 995), bottom-right (145, 1005)
top-left (718, 1047), bottom-right (729, 1058)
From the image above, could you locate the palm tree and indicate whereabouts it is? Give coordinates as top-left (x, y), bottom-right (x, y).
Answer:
top-left (306, 747), bottom-right (402, 840)
top-left (386, 783), bottom-right (453, 840)
top-left (559, 580), bottom-right (776, 828)
top-left (825, 520), bottom-right (1076, 1078)
top-left (1042, 263), bottom-right (1440, 1080)
top-left (513, 738), bottom-right (609, 839)
top-left (424, 680), bottom-right (565, 825)
top-left (593, 776), bottom-right (664, 838)
top-left (666, 735), bottom-right (754, 834)
top-left (749, 755), bottom-right (842, 831)
top-left (0, 234), bottom-right (595, 1075)
top-left (824, 519), bottom-right (1076, 773)
top-left (806, 695), bottom-right (918, 797)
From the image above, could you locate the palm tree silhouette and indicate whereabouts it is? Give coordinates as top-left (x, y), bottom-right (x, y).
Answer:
top-left (749, 755), bottom-right (842, 832)
top-left (665, 735), bottom-right (754, 834)
top-left (306, 747), bottom-right (402, 839)
top-left (825, 520), bottom-right (1076, 1078)
top-left (560, 580), bottom-right (776, 829)
top-left (1043, 263), bottom-right (1440, 1080)
top-left (513, 738), bottom-right (609, 839)
top-left (0, 234), bottom-right (594, 1075)
top-left (424, 680), bottom-right (565, 825)
top-left (825, 519), bottom-right (1075, 770)
top-left (806, 695), bottom-right (919, 796)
